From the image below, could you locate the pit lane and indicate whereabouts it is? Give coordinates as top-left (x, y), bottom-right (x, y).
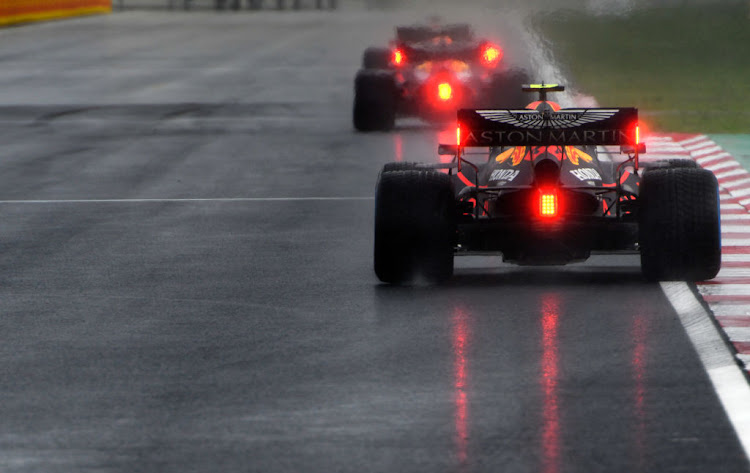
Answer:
top-left (0, 7), bottom-right (748, 472)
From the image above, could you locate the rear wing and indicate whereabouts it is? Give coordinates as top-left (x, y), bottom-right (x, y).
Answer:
top-left (440, 106), bottom-right (645, 172)
top-left (457, 107), bottom-right (640, 148)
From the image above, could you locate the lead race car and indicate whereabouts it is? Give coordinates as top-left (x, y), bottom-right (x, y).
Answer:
top-left (353, 22), bottom-right (529, 131)
top-left (374, 84), bottom-right (721, 283)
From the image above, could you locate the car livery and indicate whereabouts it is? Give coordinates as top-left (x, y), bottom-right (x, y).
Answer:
top-left (353, 22), bottom-right (530, 132)
top-left (373, 84), bottom-right (721, 283)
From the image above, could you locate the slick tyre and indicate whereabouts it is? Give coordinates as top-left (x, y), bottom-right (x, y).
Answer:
top-left (374, 170), bottom-right (456, 284)
top-left (362, 47), bottom-right (391, 70)
top-left (353, 71), bottom-right (397, 132)
top-left (639, 167), bottom-right (721, 281)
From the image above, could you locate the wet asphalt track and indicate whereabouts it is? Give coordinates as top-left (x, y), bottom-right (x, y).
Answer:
top-left (0, 7), bottom-right (748, 473)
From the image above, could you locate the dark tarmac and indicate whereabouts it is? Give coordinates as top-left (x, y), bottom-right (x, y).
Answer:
top-left (0, 8), bottom-right (747, 473)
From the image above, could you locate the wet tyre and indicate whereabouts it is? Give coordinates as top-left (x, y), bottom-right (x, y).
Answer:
top-left (374, 170), bottom-right (456, 284)
top-left (643, 159), bottom-right (699, 170)
top-left (362, 47), bottom-right (391, 70)
top-left (487, 68), bottom-right (532, 108)
top-left (639, 167), bottom-right (721, 281)
top-left (353, 71), bottom-right (396, 132)
top-left (382, 162), bottom-right (419, 172)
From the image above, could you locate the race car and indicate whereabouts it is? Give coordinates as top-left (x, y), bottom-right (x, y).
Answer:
top-left (373, 84), bottom-right (721, 283)
top-left (353, 22), bottom-right (530, 131)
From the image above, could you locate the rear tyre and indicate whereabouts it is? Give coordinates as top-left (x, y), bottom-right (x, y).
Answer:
top-left (353, 71), bottom-right (397, 132)
top-left (362, 47), bottom-right (391, 70)
top-left (639, 167), bottom-right (721, 281)
top-left (382, 162), bottom-right (419, 172)
top-left (487, 68), bottom-right (532, 108)
top-left (374, 170), bottom-right (456, 284)
top-left (643, 159), bottom-right (699, 170)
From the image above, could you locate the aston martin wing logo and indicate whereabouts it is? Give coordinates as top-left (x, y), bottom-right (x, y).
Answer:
top-left (476, 109), bottom-right (620, 130)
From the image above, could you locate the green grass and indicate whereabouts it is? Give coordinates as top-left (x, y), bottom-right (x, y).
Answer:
top-left (534, 3), bottom-right (750, 133)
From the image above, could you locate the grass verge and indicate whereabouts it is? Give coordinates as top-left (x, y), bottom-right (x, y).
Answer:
top-left (534, 3), bottom-right (750, 133)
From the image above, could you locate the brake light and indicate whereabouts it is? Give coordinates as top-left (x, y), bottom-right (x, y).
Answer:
top-left (539, 190), bottom-right (558, 218)
top-left (635, 124), bottom-right (640, 146)
top-left (438, 82), bottom-right (453, 101)
top-left (393, 48), bottom-right (405, 66)
top-left (481, 44), bottom-right (502, 66)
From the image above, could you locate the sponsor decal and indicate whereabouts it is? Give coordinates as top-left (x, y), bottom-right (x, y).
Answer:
top-left (476, 109), bottom-right (620, 130)
top-left (494, 145), bottom-right (594, 166)
top-left (570, 168), bottom-right (602, 181)
top-left (457, 108), bottom-right (638, 147)
top-left (464, 129), bottom-right (631, 146)
top-left (489, 169), bottom-right (521, 182)
top-left (565, 146), bottom-right (594, 165)
top-left (495, 147), bottom-right (527, 166)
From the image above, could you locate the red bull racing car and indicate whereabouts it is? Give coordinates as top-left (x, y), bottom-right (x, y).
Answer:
top-left (353, 22), bottom-right (530, 132)
top-left (374, 84), bottom-right (721, 283)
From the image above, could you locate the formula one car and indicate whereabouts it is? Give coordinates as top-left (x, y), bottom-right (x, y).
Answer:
top-left (353, 22), bottom-right (530, 131)
top-left (374, 84), bottom-right (721, 283)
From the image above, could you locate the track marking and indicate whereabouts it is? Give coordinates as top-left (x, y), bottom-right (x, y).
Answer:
top-left (679, 135), bottom-right (709, 146)
top-left (698, 153), bottom-right (733, 165)
top-left (711, 305), bottom-right (750, 316)
top-left (707, 161), bottom-right (742, 172)
top-left (716, 268), bottom-right (750, 278)
top-left (692, 145), bottom-right (725, 157)
top-left (730, 188), bottom-right (750, 199)
top-left (716, 168), bottom-right (750, 180)
top-left (0, 197), bottom-right (375, 204)
top-left (661, 282), bottom-right (750, 459)
top-left (685, 140), bottom-right (718, 151)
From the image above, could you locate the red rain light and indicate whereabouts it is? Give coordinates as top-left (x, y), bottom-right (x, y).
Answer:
top-left (635, 124), bottom-right (640, 145)
top-left (481, 44), bottom-right (502, 66)
top-left (438, 82), bottom-right (453, 101)
top-left (393, 49), bottom-right (405, 66)
top-left (539, 190), bottom-right (558, 218)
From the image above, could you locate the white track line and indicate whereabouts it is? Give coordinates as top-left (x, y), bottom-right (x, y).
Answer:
top-left (0, 197), bottom-right (375, 204)
top-left (661, 282), bottom-right (750, 459)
